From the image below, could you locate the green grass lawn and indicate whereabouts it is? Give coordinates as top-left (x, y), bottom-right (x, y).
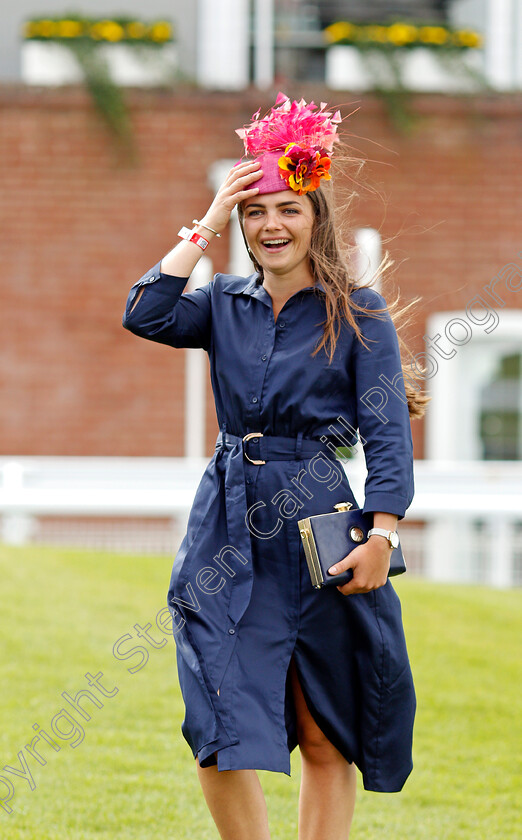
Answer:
top-left (0, 544), bottom-right (520, 839)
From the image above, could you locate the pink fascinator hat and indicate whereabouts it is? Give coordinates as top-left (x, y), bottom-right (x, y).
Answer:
top-left (236, 92), bottom-right (342, 196)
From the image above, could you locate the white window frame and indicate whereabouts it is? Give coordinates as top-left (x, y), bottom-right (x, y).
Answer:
top-left (425, 309), bottom-right (522, 461)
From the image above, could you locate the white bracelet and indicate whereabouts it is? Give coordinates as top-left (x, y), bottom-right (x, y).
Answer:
top-left (192, 219), bottom-right (221, 238)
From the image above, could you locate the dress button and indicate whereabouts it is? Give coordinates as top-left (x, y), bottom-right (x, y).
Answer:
top-left (252, 397), bottom-right (258, 403)
top-left (278, 321), bottom-right (286, 328)
top-left (246, 477), bottom-right (252, 484)
top-left (228, 628), bottom-right (236, 635)
top-left (261, 355), bottom-right (267, 361)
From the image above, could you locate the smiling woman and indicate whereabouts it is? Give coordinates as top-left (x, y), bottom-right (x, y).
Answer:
top-left (240, 193), bottom-right (315, 317)
top-left (122, 93), bottom-right (428, 840)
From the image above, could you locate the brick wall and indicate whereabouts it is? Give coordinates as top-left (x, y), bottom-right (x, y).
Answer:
top-left (1, 85), bottom-right (521, 458)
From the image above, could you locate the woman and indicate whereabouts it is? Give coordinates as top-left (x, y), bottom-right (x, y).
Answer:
top-left (123, 95), bottom-right (426, 840)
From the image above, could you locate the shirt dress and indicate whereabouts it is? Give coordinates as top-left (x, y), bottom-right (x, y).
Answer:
top-left (123, 263), bottom-right (416, 793)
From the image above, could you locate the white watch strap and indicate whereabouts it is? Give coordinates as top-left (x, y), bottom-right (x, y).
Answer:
top-left (367, 528), bottom-right (391, 540)
top-left (367, 527), bottom-right (399, 548)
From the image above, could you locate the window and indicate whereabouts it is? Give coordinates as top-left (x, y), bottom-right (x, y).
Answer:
top-left (426, 311), bottom-right (522, 461)
top-left (479, 352), bottom-right (522, 460)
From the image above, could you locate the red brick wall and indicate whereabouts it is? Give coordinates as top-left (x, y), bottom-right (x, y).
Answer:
top-left (1, 86), bottom-right (521, 458)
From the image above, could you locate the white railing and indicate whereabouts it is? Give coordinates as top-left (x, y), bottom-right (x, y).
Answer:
top-left (0, 456), bottom-right (206, 549)
top-left (405, 460), bottom-right (522, 588)
top-left (0, 457), bottom-right (521, 587)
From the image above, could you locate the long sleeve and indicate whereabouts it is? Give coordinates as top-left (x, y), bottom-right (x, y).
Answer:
top-left (350, 288), bottom-right (414, 519)
top-left (122, 260), bottom-right (212, 350)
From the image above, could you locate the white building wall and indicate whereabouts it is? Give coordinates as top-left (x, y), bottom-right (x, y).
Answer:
top-left (196, 0), bottom-right (250, 90)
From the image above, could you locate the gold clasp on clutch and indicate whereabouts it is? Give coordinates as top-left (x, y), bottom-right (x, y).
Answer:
top-left (242, 432), bottom-right (266, 465)
top-left (334, 502), bottom-right (353, 512)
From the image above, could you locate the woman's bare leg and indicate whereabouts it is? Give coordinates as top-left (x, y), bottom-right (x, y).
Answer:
top-left (289, 657), bottom-right (357, 840)
top-left (196, 756), bottom-right (271, 840)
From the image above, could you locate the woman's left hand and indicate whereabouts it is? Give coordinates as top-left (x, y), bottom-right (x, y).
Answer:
top-left (328, 536), bottom-right (392, 596)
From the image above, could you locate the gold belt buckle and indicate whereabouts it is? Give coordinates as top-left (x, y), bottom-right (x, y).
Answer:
top-left (242, 432), bottom-right (266, 465)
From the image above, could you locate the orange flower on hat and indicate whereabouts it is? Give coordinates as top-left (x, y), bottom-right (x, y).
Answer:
top-left (278, 144), bottom-right (332, 195)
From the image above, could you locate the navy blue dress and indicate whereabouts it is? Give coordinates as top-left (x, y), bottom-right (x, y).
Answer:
top-left (123, 264), bottom-right (416, 792)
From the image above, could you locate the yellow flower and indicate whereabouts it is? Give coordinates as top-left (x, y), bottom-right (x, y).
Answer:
top-left (89, 22), bottom-right (103, 40)
top-left (324, 21), bottom-right (356, 43)
top-left (27, 16), bottom-right (174, 45)
top-left (100, 21), bottom-right (124, 42)
top-left (23, 22), bottom-right (38, 38)
top-left (387, 23), bottom-right (418, 46)
top-left (36, 20), bottom-right (58, 38)
top-left (419, 25), bottom-right (449, 45)
top-left (126, 22), bottom-right (147, 39)
top-left (455, 29), bottom-right (483, 49)
top-left (90, 20), bottom-right (118, 41)
top-left (57, 20), bottom-right (83, 38)
top-left (365, 25), bottom-right (389, 43)
top-left (150, 22), bottom-right (172, 42)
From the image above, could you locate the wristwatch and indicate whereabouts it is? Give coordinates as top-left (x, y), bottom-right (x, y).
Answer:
top-left (367, 528), bottom-right (400, 549)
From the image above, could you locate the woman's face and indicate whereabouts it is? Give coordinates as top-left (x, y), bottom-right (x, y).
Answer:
top-left (242, 191), bottom-right (315, 279)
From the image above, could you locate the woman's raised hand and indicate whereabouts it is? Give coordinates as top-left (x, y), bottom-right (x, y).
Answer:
top-left (159, 161), bottom-right (262, 279)
top-left (199, 161), bottom-right (263, 235)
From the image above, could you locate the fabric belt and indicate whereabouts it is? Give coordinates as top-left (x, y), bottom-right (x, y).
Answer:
top-left (208, 428), bottom-right (334, 625)
top-left (215, 430), bottom-right (332, 465)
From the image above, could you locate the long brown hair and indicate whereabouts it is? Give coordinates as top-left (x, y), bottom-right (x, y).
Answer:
top-left (238, 185), bottom-right (429, 420)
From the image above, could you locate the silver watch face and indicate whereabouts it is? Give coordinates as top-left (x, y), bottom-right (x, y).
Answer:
top-left (390, 531), bottom-right (400, 549)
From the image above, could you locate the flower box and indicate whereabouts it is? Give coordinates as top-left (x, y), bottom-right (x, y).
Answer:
top-left (21, 40), bottom-right (178, 87)
top-left (326, 45), bottom-right (483, 93)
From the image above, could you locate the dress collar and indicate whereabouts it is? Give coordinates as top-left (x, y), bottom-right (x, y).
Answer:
top-left (223, 273), bottom-right (326, 297)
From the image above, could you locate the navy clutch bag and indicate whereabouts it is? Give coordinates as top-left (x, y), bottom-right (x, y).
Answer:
top-left (298, 503), bottom-right (406, 589)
